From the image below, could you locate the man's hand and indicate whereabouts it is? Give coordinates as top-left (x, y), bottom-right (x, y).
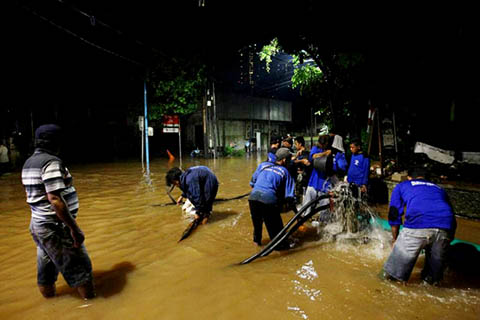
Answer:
top-left (47, 190), bottom-right (85, 248)
top-left (312, 150), bottom-right (331, 159)
top-left (360, 185), bottom-right (367, 193)
top-left (194, 212), bottom-right (208, 224)
top-left (390, 225), bottom-right (400, 248)
top-left (176, 196), bottom-right (184, 205)
top-left (70, 229), bottom-right (85, 248)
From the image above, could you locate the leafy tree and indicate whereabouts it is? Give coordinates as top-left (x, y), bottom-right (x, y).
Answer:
top-left (146, 56), bottom-right (207, 120)
top-left (258, 38), bottom-right (280, 73)
top-left (259, 38), bottom-right (367, 138)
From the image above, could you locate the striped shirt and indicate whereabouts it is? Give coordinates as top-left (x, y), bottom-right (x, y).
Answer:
top-left (22, 149), bottom-right (79, 223)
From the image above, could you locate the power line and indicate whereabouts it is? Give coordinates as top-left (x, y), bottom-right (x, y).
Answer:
top-left (256, 79), bottom-right (293, 93)
top-left (20, 4), bottom-right (144, 66)
top-left (54, 0), bottom-right (167, 58)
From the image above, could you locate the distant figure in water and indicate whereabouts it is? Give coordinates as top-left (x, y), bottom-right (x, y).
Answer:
top-left (166, 166), bottom-right (219, 223)
top-left (381, 166), bottom-right (457, 285)
top-left (21, 124), bottom-right (96, 299)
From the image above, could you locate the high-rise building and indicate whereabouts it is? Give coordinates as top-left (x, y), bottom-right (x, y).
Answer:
top-left (238, 44), bottom-right (260, 92)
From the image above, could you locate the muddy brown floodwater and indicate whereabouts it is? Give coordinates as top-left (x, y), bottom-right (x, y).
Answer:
top-left (1, 154), bottom-right (479, 319)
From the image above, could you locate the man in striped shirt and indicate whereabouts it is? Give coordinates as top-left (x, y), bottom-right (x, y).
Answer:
top-left (22, 124), bottom-right (95, 299)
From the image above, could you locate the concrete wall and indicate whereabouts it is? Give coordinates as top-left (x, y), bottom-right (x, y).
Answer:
top-left (183, 91), bottom-right (292, 153)
top-left (216, 91), bottom-right (292, 122)
top-left (385, 180), bottom-right (480, 220)
top-left (216, 119), bottom-right (283, 151)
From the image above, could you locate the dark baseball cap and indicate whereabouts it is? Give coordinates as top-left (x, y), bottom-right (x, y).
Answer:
top-left (35, 124), bottom-right (62, 141)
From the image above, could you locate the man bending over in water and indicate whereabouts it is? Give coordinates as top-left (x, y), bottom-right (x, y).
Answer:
top-left (166, 166), bottom-right (219, 223)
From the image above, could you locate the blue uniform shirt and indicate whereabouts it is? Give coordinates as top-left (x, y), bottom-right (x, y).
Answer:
top-left (347, 153), bottom-right (369, 186)
top-left (388, 179), bottom-right (455, 230)
top-left (267, 148), bottom-right (277, 163)
top-left (307, 146), bottom-right (331, 192)
top-left (180, 166), bottom-right (219, 213)
top-left (249, 161), bottom-right (295, 205)
top-left (333, 152), bottom-right (348, 172)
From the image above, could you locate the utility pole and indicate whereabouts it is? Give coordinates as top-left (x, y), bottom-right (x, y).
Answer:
top-left (143, 81), bottom-right (150, 179)
top-left (367, 101), bottom-right (375, 156)
top-left (310, 107), bottom-right (314, 149)
top-left (268, 98), bottom-right (271, 152)
top-left (212, 81), bottom-right (218, 158)
top-left (202, 92), bottom-right (208, 158)
top-left (376, 107), bottom-right (384, 177)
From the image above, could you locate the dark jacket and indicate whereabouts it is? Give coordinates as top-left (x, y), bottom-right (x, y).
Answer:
top-left (179, 166), bottom-right (219, 213)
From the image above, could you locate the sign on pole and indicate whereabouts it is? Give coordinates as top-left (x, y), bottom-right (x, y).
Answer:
top-left (162, 115), bottom-right (180, 133)
top-left (163, 115), bottom-right (182, 167)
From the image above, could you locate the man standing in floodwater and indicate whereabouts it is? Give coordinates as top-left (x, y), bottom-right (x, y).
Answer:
top-left (381, 167), bottom-right (456, 285)
top-left (300, 135), bottom-right (332, 218)
top-left (21, 124), bottom-right (95, 299)
top-left (166, 166), bottom-right (219, 223)
top-left (346, 139), bottom-right (369, 198)
top-left (248, 147), bottom-right (296, 249)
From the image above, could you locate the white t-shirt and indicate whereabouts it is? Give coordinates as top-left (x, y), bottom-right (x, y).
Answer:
top-left (0, 145), bottom-right (9, 163)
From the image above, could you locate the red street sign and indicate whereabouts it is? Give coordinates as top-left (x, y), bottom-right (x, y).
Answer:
top-left (163, 115), bottom-right (179, 125)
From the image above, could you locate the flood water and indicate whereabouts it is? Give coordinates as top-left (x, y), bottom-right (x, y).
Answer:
top-left (1, 154), bottom-right (479, 319)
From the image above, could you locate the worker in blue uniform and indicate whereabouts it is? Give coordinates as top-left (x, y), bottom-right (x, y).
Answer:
top-left (346, 139), bottom-right (370, 198)
top-left (166, 166), bottom-right (219, 222)
top-left (331, 134), bottom-right (348, 179)
top-left (300, 135), bottom-right (333, 218)
top-left (249, 147), bottom-right (296, 248)
top-left (381, 167), bottom-right (457, 285)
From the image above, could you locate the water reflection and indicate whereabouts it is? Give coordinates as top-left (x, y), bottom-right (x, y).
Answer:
top-left (56, 261), bottom-right (136, 299)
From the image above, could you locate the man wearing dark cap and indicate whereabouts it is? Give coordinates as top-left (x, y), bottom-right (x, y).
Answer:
top-left (248, 147), bottom-right (296, 248)
top-left (22, 124), bottom-right (95, 299)
top-left (381, 167), bottom-right (457, 285)
top-left (165, 165), bottom-right (219, 223)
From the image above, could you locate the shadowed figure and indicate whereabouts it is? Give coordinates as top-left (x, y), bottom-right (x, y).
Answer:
top-left (57, 262), bottom-right (135, 298)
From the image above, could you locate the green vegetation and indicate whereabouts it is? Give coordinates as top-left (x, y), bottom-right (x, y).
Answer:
top-left (224, 145), bottom-right (245, 157)
top-left (146, 56), bottom-right (207, 120)
top-left (259, 38), bottom-right (367, 138)
top-left (258, 38), bottom-right (280, 73)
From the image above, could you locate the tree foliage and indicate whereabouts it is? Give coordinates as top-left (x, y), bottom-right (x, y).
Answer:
top-left (146, 56), bottom-right (206, 120)
top-left (258, 37), bottom-right (367, 137)
top-left (290, 56), bottom-right (323, 95)
top-left (258, 38), bottom-right (280, 73)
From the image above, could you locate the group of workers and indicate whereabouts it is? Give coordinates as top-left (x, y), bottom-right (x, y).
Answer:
top-left (21, 124), bottom-right (458, 301)
top-left (249, 134), bottom-right (370, 247)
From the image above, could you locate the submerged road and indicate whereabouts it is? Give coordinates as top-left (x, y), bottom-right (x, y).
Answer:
top-left (1, 154), bottom-right (479, 319)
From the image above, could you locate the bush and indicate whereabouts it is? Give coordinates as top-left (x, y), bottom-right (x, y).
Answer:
top-left (224, 146), bottom-right (245, 157)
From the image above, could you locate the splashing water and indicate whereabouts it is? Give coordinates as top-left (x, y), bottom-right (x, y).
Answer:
top-left (308, 182), bottom-right (390, 248)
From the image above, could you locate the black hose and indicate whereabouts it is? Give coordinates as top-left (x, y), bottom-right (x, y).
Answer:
top-left (240, 194), bottom-right (331, 265)
top-left (152, 192), bottom-right (251, 207)
top-left (256, 203), bottom-right (330, 259)
top-left (213, 192), bottom-right (251, 202)
top-left (178, 218), bottom-right (202, 242)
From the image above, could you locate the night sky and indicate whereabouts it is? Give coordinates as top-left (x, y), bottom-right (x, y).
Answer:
top-left (4, 1), bottom-right (480, 156)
